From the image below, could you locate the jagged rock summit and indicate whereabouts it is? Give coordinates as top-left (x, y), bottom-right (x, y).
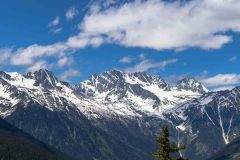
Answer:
top-left (176, 77), bottom-right (208, 94)
top-left (74, 69), bottom-right (207, 113)
top-left (0, 69), bottom-right (208, 117)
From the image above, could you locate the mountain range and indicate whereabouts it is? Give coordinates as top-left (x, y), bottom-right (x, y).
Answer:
top-left (0, 69), bottom-right (239, 159)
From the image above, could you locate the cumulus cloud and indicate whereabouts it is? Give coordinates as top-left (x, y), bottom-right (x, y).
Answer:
top-left (9, 34), bottom-right (103, 68)
top-left (228, 56), bottom-right (237, 62)
top-left (125, 58), bottom-right (178, 73)
top-left (0, 48), bottom-right (12, 64)
top-left (200, 74), bottom-right (240, 87)
top-left (66, 6), bottom-right (78, 20)
top-left (10, 43), bottom-right (67, 66)
top-left (163, 72), bottom-right (240, 91)
top-left (190, 71), bottom-right (240, 91)
top-left (80, 0), bottom-right (240, 50)
top-left (4, 0), bottom-right (240, 74)
top-left (48, 17), bottom-right (60, 27)
top-left (59, 69), bottom-right (80, 81)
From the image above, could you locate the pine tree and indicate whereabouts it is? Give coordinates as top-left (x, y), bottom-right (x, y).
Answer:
top-left (152, 126), bottom-right (188, 160)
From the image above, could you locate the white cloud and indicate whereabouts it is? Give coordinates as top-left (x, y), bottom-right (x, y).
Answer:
top-left (48, 17), bottom-right (62, 34)
top-left (80, 0), bottom-right (240, 50)
top-left (119, 56), bottom-right (134, 63)
top-left (193, 71), bottom-right (240, 91)
top-left (66, 6), bottom-right (78, 20)
top-left (89, 36), bottom-right (104, 47)
top-left (120, 53), bottom-right (147, 64)
top-left (10, 43), bottom-right (67, 66)
top-left (164, 72), bottom-right (240, 91)
top-left (50, 28), bottom-right (62, 34)
top-left (4, 0), bottom-right (240, 74)
top-left (48, 17), bottom-right (60, 27)
top-left (26, 61), bottom-right (48, 72)
top-left (0, 48), bottom-right (12, 64)
top-left (125, 58), bottom-right (177, 73)
top-left (56, 56), bottom-right (74, 67)
top-left (212, 85), bottom-right (235, 91)
top-left (228, 56), bottom-right (237, 62)
top-left (200, 74), bottom-right (240, 87)
top-left (9, 34), bottom-right (103, 67)
top-left (59, 69), bottom-right (80, 81)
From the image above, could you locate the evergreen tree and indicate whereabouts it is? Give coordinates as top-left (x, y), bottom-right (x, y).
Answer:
top-left (152, 126), bottom-right (188, 160)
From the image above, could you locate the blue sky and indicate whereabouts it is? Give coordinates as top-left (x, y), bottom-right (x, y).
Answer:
top-left (0, 0), bottom-right (240, 91)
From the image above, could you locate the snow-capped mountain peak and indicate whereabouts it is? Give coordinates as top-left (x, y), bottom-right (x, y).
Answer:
top-left (0, 69), bottom-right (210, 118)
top-left (0, 71), bottom-right (11, 80)
top-left (176, 77), bottom-right (208, 94)
top-left (0, 69), bottom-right (83, 115)
top-left (25, 69), bottom-right (58, 89)
top-left (74, 70), bottom-right (206, 114)
top-left (75, 70), bottom-right (170, 95)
